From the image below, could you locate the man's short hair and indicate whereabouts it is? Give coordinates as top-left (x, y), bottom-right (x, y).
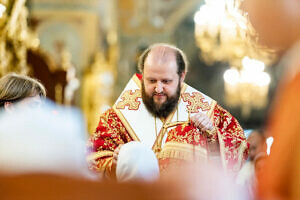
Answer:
top-left (137, 43), bottom-right (189, 76)
top-left (0, 73), bottom-right (46, 108)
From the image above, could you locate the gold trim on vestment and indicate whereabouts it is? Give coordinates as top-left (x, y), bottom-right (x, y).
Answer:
top-left (152, 83), bottom-right (188, 153)
top-left (207, 100), bottom-right (217, 120)
top-left (181, 83), bottom-right (188, 97)
top-left (113, 75), bottom-right (142, 141)
top-left (132, 74), bottom-right (142, 88)
top-left (163, 121), bottom-right (190, 129)
top-left (237, 140), bottom-right (248, 169)
top-left (157, 141), bottom-right (207, 161)
top-left (102, 157), bottom-right (113, 173)
top-left (112, 106), bottom-right (140, 141)
top-left (217, 131), bottom-right (227, 170)
top-left (112, 74), bottom-right (142, 142)
top-left (152, 111), bottom-right (176, 153)
top-left (87, 151), bottom-right (114, 161)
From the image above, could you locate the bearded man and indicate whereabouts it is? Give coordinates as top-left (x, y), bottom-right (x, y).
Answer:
top-left (88, 43), bottom-right (248, 180)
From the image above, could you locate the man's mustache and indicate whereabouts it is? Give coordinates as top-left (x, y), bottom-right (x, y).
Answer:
top-left (153, 92), bottom-right (166, 96)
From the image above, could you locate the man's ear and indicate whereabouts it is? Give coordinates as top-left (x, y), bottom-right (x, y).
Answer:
top-left (180, 72), bottom-right (186, 84)
top-left (4, 102), bottom-right (14, 113)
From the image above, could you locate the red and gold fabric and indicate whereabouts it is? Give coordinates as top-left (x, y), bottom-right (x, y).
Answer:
top-left (88, 74), bottom-right (249, 179)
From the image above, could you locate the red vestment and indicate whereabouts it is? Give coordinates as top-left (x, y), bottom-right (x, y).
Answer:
top-left (88, 75), bottom-right (248, 179)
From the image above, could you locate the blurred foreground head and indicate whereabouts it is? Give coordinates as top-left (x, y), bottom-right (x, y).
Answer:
top-left (116, 141), bottom-right (159, 182)
top-left (248, 129), bottom-right (266, 161)
top-left (244, 1), bottom-right (300, 200)
top-left (160, 161), bottom-right (248, 200)
top-left (244, 0), bottom-right (300, 51)
top-left (0, 73), bottom-right (46, 112)
top-left (0, 101), bottom-right (95, 179)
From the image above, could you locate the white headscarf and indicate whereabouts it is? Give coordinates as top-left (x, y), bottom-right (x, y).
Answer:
top-left (116, 141), bottom-right (159, 182)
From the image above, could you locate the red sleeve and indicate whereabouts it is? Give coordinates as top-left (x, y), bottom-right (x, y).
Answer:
top-left (87, 108), bottom-right (133, 179)
top-left (213, 104), bottom-right (249, 172)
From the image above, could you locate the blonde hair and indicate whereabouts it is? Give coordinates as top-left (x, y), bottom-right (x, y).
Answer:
top-left (0, 73), bottom-right (46, 108)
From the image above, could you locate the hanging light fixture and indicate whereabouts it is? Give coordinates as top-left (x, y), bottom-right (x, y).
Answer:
top-left (194, 0), bottom-right (275, 68)
top-left (223, 57), bottom-right (271, 117)
top-left (194, 0), bottom-right (275, 116)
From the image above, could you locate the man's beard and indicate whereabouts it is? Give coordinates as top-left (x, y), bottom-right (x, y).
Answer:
top-left (141, 81), bottom-right (181, 119)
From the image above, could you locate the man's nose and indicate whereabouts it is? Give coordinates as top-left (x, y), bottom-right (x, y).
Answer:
top-left (155, 82), bottom-right (163, 93)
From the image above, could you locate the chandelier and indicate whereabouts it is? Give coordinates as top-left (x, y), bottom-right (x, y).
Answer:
top-left (194, 0), bottom-right (275, 116)
top-left (194, 0), bottom-right (274, 68)
top-left (223, 57), bottom-right (271, 117)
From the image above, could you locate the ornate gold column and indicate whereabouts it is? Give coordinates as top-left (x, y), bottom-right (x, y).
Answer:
top-left (81, 52), bottom-right (116, 134)
top-left (0, 0), bottom-right (39, 76)
top-left (81, 0), bottom-right (119, 134)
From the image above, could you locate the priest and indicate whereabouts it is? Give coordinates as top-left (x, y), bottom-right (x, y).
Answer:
top-left (88, 43), bottom-right (248, 180)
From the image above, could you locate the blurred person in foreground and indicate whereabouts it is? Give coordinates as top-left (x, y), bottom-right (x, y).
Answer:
top-left (244, 0), bottom-right (300, 199)
top-left (237, 129), bottom-right (266, 197)
top-left (0, 74), bottom-right (247, 199)
top-left (0, 156), bottom-right (247, 200)
top-left (0, 103), bottom-right (247, 200)
top-left (0, 100), bottom-right (96, 179)
top-left (88, 43), bottom-right (248, 181)
top-left (0, 73), bottom-right (46, 112)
